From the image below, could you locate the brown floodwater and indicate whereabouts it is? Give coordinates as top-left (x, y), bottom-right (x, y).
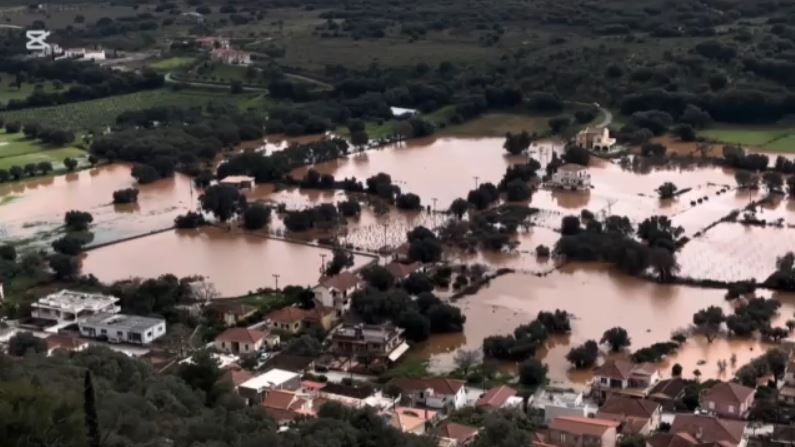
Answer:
top-left (81, 226), bottom-right (374, 297)
top-left (410, 265), bottom-right (795, 388)
top-left (291, 136), bottom-right (528, 208)
top-left (0, 164), bottom-right (196, 245)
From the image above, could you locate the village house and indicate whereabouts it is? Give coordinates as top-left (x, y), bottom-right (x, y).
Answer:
top-left (264, 305), bottom-right (337, 334)
top-left (262, 352), bottom-right (316, 374)
top-left (596, 396), bottom-right (662, 436)
top-left (237, 368), bottom-right (301, 405)
top-left (328, 322), bottom-right (409, 362)
top-left (207, 302), bottom-right (258, 326)
top-left (44, 333), bottom-right (89, 356)
top-left (647, 378), bottom-right (687, 411)
top-left (700, 382), bottom-right (755, 420)
top-left (435, 421), bottom-right (479, 447)
top-left (541, 416), bottom-right (620, 447)
top-left (218, 175), bottom-right (255, 191)
top-left (195, 36), bottom-right (230, 49)
top-left (591, 359), bottom-right (660, 402)
top-left (261, 389), bottom-right (315, 424)
top-left (575, 127), bottom-right (616, 152)
top-left (220, 364), bottom-right (255, 391)
top-left (210, 48), bottom-right (251, 65)
top-left (476, 385), bottom-right (523, 410)
top-left (214, 327), bottom-right (279, 355)
top-left (313, 271), bottom-right (361, 316)
top-left (549, 164), bottom-right (591, 191)
top-left (314, 382), bottom-right (396, 410)
top-left (392, 377), bottom-right (468, 411)
top-left (62, 47), bottom-right (106, 61)
top-left (78, 313), bottom-right (166, 345)
top-left (389, 406), bottom-right (438, 435)
top-left (32, 290), bottom-right (120, 323)
top-left (532, 388), bottom-right (593, 424)
top-left (647, 414), bottom-right (747, 447)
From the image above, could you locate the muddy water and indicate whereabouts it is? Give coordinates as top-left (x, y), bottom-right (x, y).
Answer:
top-left (0, 164), bottom-right (196, 245)
top-left (447, 226), bottom-right (561, 274)
top-left (81, 226), bottom-right (374, 297)
top-left (291, 136), bottom-right (527, 208)
top-left (411, 265), bottom-right (795, 388)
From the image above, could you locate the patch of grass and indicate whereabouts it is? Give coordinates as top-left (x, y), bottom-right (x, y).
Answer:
top-left (0, 88), bottom-right (262, 132)
top-left (148, 56), bottom-right (197, 72)
top-left (441, 112), bottom-right (552, 137)
top-left (0, 75), bottom-right (72, 106)
top-left (699, 128), bottom-right (788, 147)
top-left (764, 134), bottom-right (795, 152)
top-left (379, 358), bottom-right (429, 381)
top-left (0, 131), bottom-right (86, 170)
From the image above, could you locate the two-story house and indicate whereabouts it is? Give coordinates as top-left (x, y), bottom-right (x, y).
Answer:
top-left (214, 327), bottom-right (279, 355)
top-left (647, 414), bottom-right (746, 447)
top-left (591, 359), bottom-right (660, 402)
top-left (313, 271), bottom-right (361, 316)
top-left (392, 377), bottom-right (467, 411)
top-left (596, 396), bottom-right (662, 435)
top-left (700, 382), bottom-right (755, 420)
top-left (545, 416), bottom-right (619, 447)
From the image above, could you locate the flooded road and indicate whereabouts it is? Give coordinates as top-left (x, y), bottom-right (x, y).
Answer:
top-left (81, 226), bottom-right (374, 297)
top-left (411, 265), bottom-right (795, 387)
top-left (0, 164), bottom-right (196, 245)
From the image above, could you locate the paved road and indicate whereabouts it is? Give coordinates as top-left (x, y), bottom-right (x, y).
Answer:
top-left (566, 100), bottom-right (613, 128)
top-left (164, 72), bottom-right (269, 92)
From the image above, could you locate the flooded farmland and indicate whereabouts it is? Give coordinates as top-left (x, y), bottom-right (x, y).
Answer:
top-left (81, 226), bottom-right (375, 297)
top-left (0, 164), bottom-right (196, 245)
top-left (411, 265), bottom-right (795, 387)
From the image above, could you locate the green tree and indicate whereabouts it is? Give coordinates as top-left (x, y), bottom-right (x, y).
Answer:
top-left (242, 203), bottom-right (271, 230)
top-left (518, 358), bottom-right (547, 387)
top-left (49, 253), bottom-right (80, 280)
top-left (37, 161), bottom-right (53, 174)
top-left (324, 248), bottom-right (354, 276)
top-left (693, 306), bottom-right (725, 343)
top-left (8, 331), bottom-right (47, 356)
top-left (600, 327), bottom-right (631, 352)
top-left (84, 371), bottom-right (100, 447)
top-left (0, 244), bottom-right (16, 261)
top-left (350, 130), bottom-right (369, 151)
top-left (503, 131), bottom-right (533, 155)
top-left (657, 182), bottom-right (678, 199)
top-left (566, 340), bottom-right (599, 368)
top-left (200, 184), bottom-right (246, 222)
top-left (64, 210), bottom-right (93, 231)
top-left (64, 157), bottom-right (78, 171)
top-left (449, 198), bottom-right (469, 219)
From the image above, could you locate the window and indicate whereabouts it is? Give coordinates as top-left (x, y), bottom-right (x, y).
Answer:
top-left (709, 401), bottom-right (715, 410)
top-left (117, 331), bottom-right (123, 337)
top-left (101, 329), bottom-right (107, 335)
top-left (728, 404), bottom-right (735, 413)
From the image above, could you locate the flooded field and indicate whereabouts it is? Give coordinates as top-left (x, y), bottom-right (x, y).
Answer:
top-left (411, 265), bottom-right (795, 388)
top-left (447, 226), bottom-right (560, 274)
top-left (0, 164), bottom-right (195, 246)
top-left (292, 136), bottom-right (526, 207)
top-left (679, 223), bottom-right (795, 283)
top-left (81, 226), bottom-right (375, 297)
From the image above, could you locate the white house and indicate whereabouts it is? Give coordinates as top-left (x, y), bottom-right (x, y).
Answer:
top-left (211, 48), bottom-right (251, 65)
top-left (550, 164), bottom-right (591, 191)
top-left (313, 271), bottom-right (361, 316)
top-left (576, 127), bottom-right (616, 152)
top-left (32, 290), bottom-right (120, 323)
top-left (78, 313), bottom-right (166, 345)
top-left (393, 378), bottom-right (468, 411)
top-left (214, 327), bottom-right (279, 354)
top-left (238, 368), bottom-right (301, 404)
top-left (532, 388), bottom-right (593, 424)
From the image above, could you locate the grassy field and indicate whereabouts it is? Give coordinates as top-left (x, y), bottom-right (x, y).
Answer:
top-left (0, 76), bottom-right (71, 106)
top-left (440, 112), bottom-right (552, 137)
top-left (148, 56), bottom-right (198, 72)
top-left (0, 88), bottom-right (265, 132)
top-left (0, 130), bottom-right (85, 170)
top-left (699, 124), bottom-right (795, 152)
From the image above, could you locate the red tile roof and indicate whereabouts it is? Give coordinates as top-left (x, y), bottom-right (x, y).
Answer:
top-left (385, 262), bottom-right (421, 280)
top-left (476, 385), bottom-right (517, 408)
top-left (45, 334), bottom-right (88, 351)
top-left (437, 421), bottom-right (478, 443)
top-left (597, 396), bottom-right (660, 419)
top-left (549, 416), bottom-right (620, 437)
top-left (318, 271), bottom-right (360, 291)
top-left (221, 367), bottom-right (254, 387)
top-left (266, 306), bottom-right (308, 324)
top-left (594, 359), bottom-right (656, 380)
top-left (215, 327), bottom-right (267, 344)
top-left (670, 415), bottom-right (746, 445)
top-left (393, 377), bottom-right (465, 395)
top-left (701, 382), bottom-right (755, 406)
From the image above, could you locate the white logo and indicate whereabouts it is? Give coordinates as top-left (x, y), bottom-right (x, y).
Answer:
top-left (26, 30), bottom-right (51, 51)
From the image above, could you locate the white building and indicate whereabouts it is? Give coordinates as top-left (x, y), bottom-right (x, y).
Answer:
top-left (61, 48), bottom-right (106, 61)
top-left (390, 107), bottom-right (419, 118)
top-left (576, 127), bottom-right (616, 152)
top-left (532, 388), bottom-right (594, 424)
top-left (78, 313), bottom-right (166, 345)
top-left (550, 164), bottom-right (591, 191)
top-left (32, 290), bottom-right (120, 322)
top-left (238, 368), bottom-right (301, 404)
top-left (210, 48), bottom-right (251, 65)
top-left (393, 378), bottom-right (468, 411)
top-left (313, 271), bottom-right (361, 316)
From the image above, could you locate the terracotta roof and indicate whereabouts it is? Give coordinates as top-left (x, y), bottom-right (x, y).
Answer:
top-left (476, 385), bottom-right (517, 408)
top-left (558, 163), bottom-right (587, 172)
top-left (670, 414), bottom-right (746, 444)
top-left (393, 377), bottom-right (465, 395)
top-left (597, 396), bottom-right (660, 419)
top-left (303, 306), bottom-right (335, 322)
top-left (385, 262), bottom-right (421, 280)
top-left (262, 389), bottom-right (298, 410)
top-left (215, 327), bottom-right (267, 344)
top-left (266, 306), bottom-right (308, 324)
top-left (221, 367), bottom-right (254, 387)
top-left (594, 359), bottom-right (656, 381)
top-left (301, 380), bottom-right (326, 391)
top-left (45, 334), bottom-right (88, 351)
top-left (702, 382), bottom-right (755, 406)
top-left (647, 432), bottom-right (736, 447)
top-left (549, 416), bottom-right (620, 437)
top-left (649, 378), bottom-right (687, 399)
top-left (318, 271), bottom-right (360, 291)
top-left (437, 421), bottom-right (478, 442)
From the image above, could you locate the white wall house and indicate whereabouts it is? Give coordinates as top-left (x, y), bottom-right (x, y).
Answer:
top-left (550, 164), bottom-right (591, 191)
top-left (32, 290), bottom-right (120, 322)
top-left (78, 313), bottom-right (166, 345)
top-left (576, 127), bottom-right (616, 152)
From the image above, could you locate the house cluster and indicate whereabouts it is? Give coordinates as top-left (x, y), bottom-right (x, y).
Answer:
top-left (193, 35), bottom-right (251, 65)
top-left (529, 358), bottom-right (785, 447)
top-left (2, 289), bottom-right (167, 356)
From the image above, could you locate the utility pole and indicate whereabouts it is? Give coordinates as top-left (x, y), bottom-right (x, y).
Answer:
top-left (473, 176), bottom-right (480, 189)
top-left (272, 274), bottom-right (280, 290)
top-left (319, 253), bottom-right (327, 275)
top-left (382, 222), bottom-right (388, 254)
top-left (432, 197), bottom-right (438, 228)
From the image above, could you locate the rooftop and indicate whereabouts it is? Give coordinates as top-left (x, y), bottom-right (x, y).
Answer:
top-left (81, 313), bottom-right (164, 332)
top-left (670, 414), bottom-right (746, 444)
top-left (649, 378), bottom-right (687, 399)
top-left (240, 368), bottom-right (299, 392)
top-left (594, 359), bottom-right (657, 381)
top-left (34, 290), bottom-right (119, 311)
top-left (318, 271), bottom-right (360, 291)
top-left (215, 327), bottom-right (268, 344)
top-left (558, 163), bottom-right (588, 173)
top-left (598, 396), bottom-right (660, 419)
top-left (393, 377), bottom-right (465, 395)
top-left (549, 416), bottom-right (620, 437)
top-left (436, 421), bottom-right (479, 443)
top-left (702, 381), bottom-right (755, 405)
top-left (332, 323), bottom-right (403, 342)
top-left (476, 385), bottom-right (517, 408)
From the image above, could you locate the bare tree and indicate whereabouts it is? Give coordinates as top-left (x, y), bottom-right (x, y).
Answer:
top-left (453, 349), bottom-right (481, 375)
top-left (191, 279), bottom-right (220, 303)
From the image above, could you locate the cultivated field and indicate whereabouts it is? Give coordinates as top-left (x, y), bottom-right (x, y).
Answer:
top-left (699, 122), bottom-right (795, 152)
top-left (0, 130), bottom-right (85, 170)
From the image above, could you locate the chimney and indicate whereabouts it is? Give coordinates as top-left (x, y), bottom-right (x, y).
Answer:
top-left (696, 427), bottom-right (703, 441)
